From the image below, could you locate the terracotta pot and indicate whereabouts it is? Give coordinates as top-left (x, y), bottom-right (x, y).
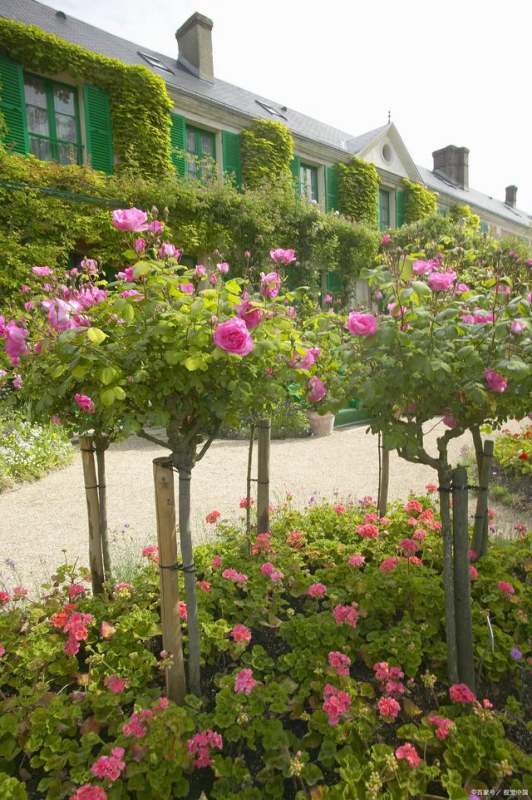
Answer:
top-left (308, 410), bottom-right (335, 437)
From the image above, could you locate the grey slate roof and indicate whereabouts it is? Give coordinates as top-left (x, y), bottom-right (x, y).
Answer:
top-left (1, 0), bottom-right (531, 230)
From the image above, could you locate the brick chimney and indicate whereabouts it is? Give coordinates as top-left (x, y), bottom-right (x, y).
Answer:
top-left (505, 185), bottom-right (517, 208)
top-left (432, 145), bottom-right (469, 190)
top-left (176, 12), bottom-right (214, 82)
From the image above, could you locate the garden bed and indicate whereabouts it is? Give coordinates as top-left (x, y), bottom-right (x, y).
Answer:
top-left (0, 495), bottom-right (530, 799)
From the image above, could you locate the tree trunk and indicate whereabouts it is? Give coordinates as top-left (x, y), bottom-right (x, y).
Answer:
top-left (471, 439), bottom-right (494, 559)
top-left (176, 453), bottom-right (201, 695)
top-left (378, 443), bottom-right (390, 517)
top-left (246, 424), bottom-right (255, 543)
top-left (257, 418), bottom-right (271, 534)
top-left (452, 466), bottom-right (475, 691)
top-left (438, 463), bottom-right (459, 683)
top-left (79, 436), bottom-right (105, 595)
top-left (95, 438), bottom-right (111, 580)
top-left (153, 457), bottom-right (187, 703)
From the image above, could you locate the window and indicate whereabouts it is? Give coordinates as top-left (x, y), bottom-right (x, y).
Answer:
top-left (185, 125), bottom-right (216, 179)
top-left (24, 74), bottom-right (82, 165)
top-left (379, 188), bottom-right (391, 230)
top-left (300, 163), bottom-right (318, 203)
top-left (137, 51), bottom-right (175, 75)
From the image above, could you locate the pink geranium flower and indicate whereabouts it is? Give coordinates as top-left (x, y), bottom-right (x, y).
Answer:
top-left (328, 651), bottom-right (351, 676)
top-left (234, 668), bottom-right (257, 694)
top-left (428, 714), bottom-right (454, 740)
top-left (205, 510), bottom-right (221, 524)
top-left (91, 747), bottom-right (126, 782)
top-left (307, 582), bottom-right (327, 598)
top-left (222, 568), bottom-right (248, 584)
top-left (449, 683), bottom-right (476, 704)
top-left (187, 729), bottom-right (223, 768)
top-left (231, 624), bottom-right (252, 643)
top-left (104, 675), bottom-right (128, 694)
top-left (379, 557), bottom-right (399, 573)
top-left (67, 583), bottom-right (86, 600)
top-left (498, 580), bottom-right (515, 595)
top-left (69, 786), bottom-right (108, 800)
top-left (260, 562), bottom-right (284, 582)
top-left (356, 523), bottom-right (379, 539)
top-left (142, 545), bottom-right (159, 563)
top-left (348, 554), bottom-right (365, 568)
top-left (12, 586), bottom-right (28, 600)
top-left (322, 683), bottom-right (351, 725)
top-left (332, 603), bottom-right (359, 628)
top-left (377, 696), bottom-right (401, 720)
top-left (395, 743), bottom-right (421, 768)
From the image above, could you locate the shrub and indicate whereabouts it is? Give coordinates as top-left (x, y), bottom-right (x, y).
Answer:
top-left (494, 426), bottom-right (532, 477)
top-left (337, 157), bottom-right (379, 226)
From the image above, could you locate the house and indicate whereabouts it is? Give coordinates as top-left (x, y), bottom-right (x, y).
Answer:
top-left (1, 0), bottom-right (531, 242)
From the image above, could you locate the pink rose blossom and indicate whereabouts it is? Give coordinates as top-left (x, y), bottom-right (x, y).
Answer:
top-left (32, 265), bottom-right (54, 277)
top-left (510, 320), bottom-right (525, 335)
top-left (428, 270), bottom-right (456, 292)
top-left (484, 369), bottom-right (508, 393)
top-left (378, 696), bottom-right (401, 720)
top-left (260, 271), bottom-right (281, 299)
top-left (157, 243), bottom-right (181, 259)
top-left (216, 261), bottom-right (230, 273)
top-left (346, 311), bottom-right (378, 336)
top-left (234, 668), bottom-right (257, 694)
top-left (111, 208), bottom-right (148, 232)
top-left (104, 675), bottom-right (127, 694)
top-left (449, 683), bottom-right (476, 704)
top-left (179, 283), bottom-right (194, 294)
top-left (2, 321), bottom-right (29, 365)
top-left (395, 743), bottom-right (421, 768)
top-left (74, 394), bottom-right (95, 414)
top-left (324, 293), bottom-right (333, 304)
top-left (307, 582), bottom-right (327, 598)
top-left (117, 266), bottom-right (136, 281)
top-left (12, 374), bottom-right (22, 390)
top-left (270, 248), bottom-right (296, 264)
top-left (197, 580), bottom-right (211, 592)
top-left (381, 233), bottom-right (391, 246)
top-left (328, 651), bottom-right (351, 676)
top-left (133, 238), bottom-right (146, 254)
top-left (307, 376), bottom-right (327, 404)
top-left (231, 624), bottom-right (251, 643)
top-left (0, 644), bottom-right (5, 657)
top-left (455, 282), bottom-right (470, 294)
top-left (213, 318), bottom-right (254, 356)
top-left (237, 300), bottom-right (263, 330)
top-left (412, 259), bottom-right (432, 275)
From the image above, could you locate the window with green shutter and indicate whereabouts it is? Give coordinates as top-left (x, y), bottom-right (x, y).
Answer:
top-left (83, 84), bottom-right (113, 173)
top-left (325, 165), bottom-right (338, 212)
top-left (222, 130), bottom-right (242, 188)
top-left (0, 54), bottom-right (28, 155)
top-left (300, 163), bottom-right (318, 203)
top-left (291, 155), bottom-right (301, 193)
top-left (170, 112), bottom-right (186, 176)
top-left (378, 188), bottom-right (391, 230)
top-left (396, 189), bottom-right (405, 227)
top-left (185, 124), bottom-right (216, 180)
top-left (24, 74), bottom-right (82, 166)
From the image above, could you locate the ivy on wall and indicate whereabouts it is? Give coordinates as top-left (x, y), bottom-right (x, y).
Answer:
top-left (337, 157), bottom-right (379, 227)
top-left (0, 18), bottom-right (173, 176)
top-left (241, 119), bottom-right (294, 189)
top-left (448, 203), bottom-right (481, 232)
top-left (401, 178), bottom-right (438, 223)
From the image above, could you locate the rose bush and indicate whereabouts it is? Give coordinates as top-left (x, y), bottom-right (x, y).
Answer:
top-left (0, 494), bottom-right (529, 799)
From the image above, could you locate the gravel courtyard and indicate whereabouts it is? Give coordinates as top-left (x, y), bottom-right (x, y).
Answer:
top-left (0, 422), bottom-right (526, 589)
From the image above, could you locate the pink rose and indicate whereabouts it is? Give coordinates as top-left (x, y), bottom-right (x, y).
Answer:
top-left (427, 270), bottom-right (457, 292)
top-left (510, 320), bottom-right (525, 335)
top-left (270, 248), bottom-right (296, 265)
top-left (412, 259), bottom-right (432, 275)
top-left (307, 376), bottom-right (327, 403)
top-left (346, 311), bottom-right (378, 336)
top-left (484, 369), bottom-right (508, 393)
top-left (381, 233), bottom-right (391, 246)
top-left (32, 265), bottom-right (54, 277)
top-left (213, 318), bottom-right (254, 356)
top-left (2, 321), bottom-right (29, 365)
top-left (117, 266), bottom-right (136, 281)
top-left (111, 208), bottom-right (148, 232)
top-left (74, 394), bottom-right (95, 414)
top-left (237, 300), bottom-right (263, 330)
top-left (217, 261), bottom-right (230, 273)
top-left (260, 271), bottom-right (281, 299)
top-left (158, 243), bottom-right (181, 259)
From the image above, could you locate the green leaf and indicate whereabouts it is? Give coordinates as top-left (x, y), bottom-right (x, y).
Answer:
top-left (100, 388), bottom-right (116, 406)
top-left (99, 367), bottom-right (118, 385)
top-left (183, 355), bottom-right (208, 371)
top-left (86, 327), bottom-right (107, 345)
top-left (164, 351), bottom-right (181, 365)
top-left (133, 261), bottom-right (153, 277)
top-left (224, 279), bottom-right (242, 295)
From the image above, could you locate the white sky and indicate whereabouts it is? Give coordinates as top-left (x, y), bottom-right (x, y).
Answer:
top-left (44, 0), bottom-right (532, 212)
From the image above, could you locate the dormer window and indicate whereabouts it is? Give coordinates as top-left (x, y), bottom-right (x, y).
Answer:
top-left (255, 100), bottom-right (287, 120)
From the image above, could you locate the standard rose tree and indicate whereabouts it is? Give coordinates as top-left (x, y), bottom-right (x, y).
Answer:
top-left (343, 238), bottom-right (531, 685)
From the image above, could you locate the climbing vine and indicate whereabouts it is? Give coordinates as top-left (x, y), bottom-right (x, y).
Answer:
top-left (241, 119), bottom-right (294, 189)
top-left (401, 178), bottom-right (438, 223)
top-left (337, 157), bottom-right (379, 227)
top-left (0, 18), bottom-right (173, 176)
top-left (448, 203), bottom-right (481, 232)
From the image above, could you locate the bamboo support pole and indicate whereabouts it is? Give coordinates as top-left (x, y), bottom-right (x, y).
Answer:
top-left (256, 418), bottom-right (271, 534)
top-left (452, 466), bottom-right (475, 691)
top-left (79, 436), bottom-right (105, 595)
top-left (153, 457), bottom-right (187, 704)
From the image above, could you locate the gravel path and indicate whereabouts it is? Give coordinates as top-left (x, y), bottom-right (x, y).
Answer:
top-left (0, 421), bottom-right (526, 590)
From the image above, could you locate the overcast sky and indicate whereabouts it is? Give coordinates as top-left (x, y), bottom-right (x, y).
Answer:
top-left (44, 0), bottom-right (532, 212)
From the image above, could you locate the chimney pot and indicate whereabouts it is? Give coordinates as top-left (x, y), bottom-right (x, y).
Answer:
top-left (505, 185), bottom-right (517, 208)
top-left (432, 145), bottom-right (469, 190)
top-left (176, 12), bottom-right (214, 82)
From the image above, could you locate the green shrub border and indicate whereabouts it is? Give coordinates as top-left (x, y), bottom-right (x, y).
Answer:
top-left (337, 157), bottom-right (379, 227)
top-left (401, 178), bottom-right (438, 223)
top-left (241, 119), bottom-right (294, 189)
top-left (0, 18), bottom-right (173, 177)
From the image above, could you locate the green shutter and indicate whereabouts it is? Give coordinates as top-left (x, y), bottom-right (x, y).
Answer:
top-left (326, 271), bottom-right (343, 292)
top-left (291, 155), bottom-right (301, 194)
top-left (83, 84), bottom-right (113, 174)
top-left (222, 130), bottom-right (242, 188)
top-left (0, 54), bottom-right (28, 155)
top-left (170, 112), bottom-right (186, 176)
top-left (325, 165), bottom-right (338, 212)
top-left (396, 189), bottom-right (405, 227)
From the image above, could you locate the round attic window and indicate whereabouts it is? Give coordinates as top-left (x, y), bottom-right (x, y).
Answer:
top-left (382, 143), bottom-right (392, 163)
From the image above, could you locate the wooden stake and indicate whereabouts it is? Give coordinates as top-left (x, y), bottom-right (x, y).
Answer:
top-left (471, 439), bottom-right (494, 558)
top-left (80, 436), bottom-right (105, 595)
top-left (438, 465), bottom-right (458, 684)
top-left (177, 462), bottom-right (201, 696)
top-left (257, 418), bottom-right (271, 534)
top-left (153, 457), bottom-right (186, 704)
top-left (95, 439), bottom-right (112, 580)
top-left (378, 444), bottom-right (390, 517)
top-left (452, 466), bottom-right (475, 691)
